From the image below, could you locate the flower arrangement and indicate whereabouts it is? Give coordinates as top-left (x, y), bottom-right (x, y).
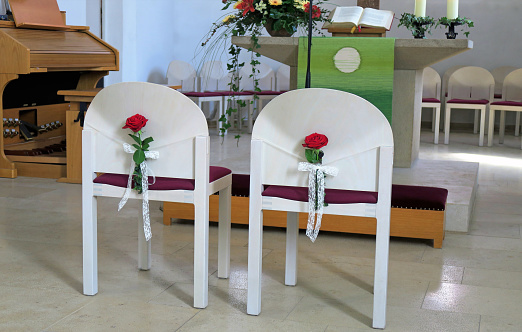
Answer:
top-left (122, 114), bottom-right (154, 194)
top-left (200, 1), bottom-right (329, 140)
top-left (398, 13), bottom-right (436, 39)
top-left (436, 16), bottom-right (474, 39)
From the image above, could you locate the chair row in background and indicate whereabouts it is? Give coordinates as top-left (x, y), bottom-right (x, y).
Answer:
top-left (421, 65), bottom-right (522, 149)
top-left (166, 60), bottom-right (290, 134)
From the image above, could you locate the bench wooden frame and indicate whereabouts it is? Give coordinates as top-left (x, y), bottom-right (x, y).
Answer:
top-left (163, 195), bottom-right (445, 248)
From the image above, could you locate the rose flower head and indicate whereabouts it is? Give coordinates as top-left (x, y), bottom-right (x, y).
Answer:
top-left (123, 114), bottom-right (148, 133)
top-left (302, 133), bottom-right (328, 150)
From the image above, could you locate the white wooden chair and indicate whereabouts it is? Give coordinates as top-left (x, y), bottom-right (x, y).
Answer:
top-left (166, 60), bottom-right (197, 92)
top-left (444, 66), bottom-right (494, 146)
top-left (422, 67), bottom-right (442, 144)
top-left (82, 82), bottom-right (232, 309)
top-left (490, 66), bottom-right (520, 137)
top-left (276, 64), bottom-right (290, 92)
top-left (247, 88), bottom-right (394, 329)
top-left (488, 68), bottom-right (522, 148)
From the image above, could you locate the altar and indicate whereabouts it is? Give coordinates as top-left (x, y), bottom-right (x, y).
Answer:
top-left (232, 37), bottom-right (473, 168)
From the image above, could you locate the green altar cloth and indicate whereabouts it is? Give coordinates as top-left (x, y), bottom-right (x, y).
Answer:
top-left (297, 37), bottom-right (395, 124)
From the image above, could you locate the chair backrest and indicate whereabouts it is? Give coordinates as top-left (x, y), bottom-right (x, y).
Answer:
top-left (447, 66), bottom-right (494, 100)
top-left (166, 60), bottom-right (197, 92)
top-left (199, 61), bottom-right (225, 92)
top-left (239, 63), bottom-right (276, 91)
top-left (276, 65), bottom-right (290, 91)
top-left (442, 65), bottom-right (465, 99)
top-left (84, 82), bottom-right (208, 179)
top-left (502, 68), bottom-right (522, 101)
top-left (422, 67), bottom-right (441, 99)
top-left (251, 88), bottom-right (393, 192)
top-left (491, 66), bottom-right (518, 96)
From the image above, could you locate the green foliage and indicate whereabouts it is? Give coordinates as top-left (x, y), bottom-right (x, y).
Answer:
top-left (398, 13), bottom-right (435, 38)
top-left (436, 16), bottom-right (474, 38)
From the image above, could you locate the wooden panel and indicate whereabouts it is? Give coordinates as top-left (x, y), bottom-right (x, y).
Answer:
top-left (1, 28), bottom-right (113, 53)
top-left (14, 161), bottom-right (65, 178)
top-left (8, 154), bottom-right (66, 164)
top-left (0, 30), bottom-right (30, 74)
top-left (163, 196), bottom-right (445, 248)
top-left (30, 53), bottom-right (116, 69)
top-left (10, 0), bottom-right (65, 28)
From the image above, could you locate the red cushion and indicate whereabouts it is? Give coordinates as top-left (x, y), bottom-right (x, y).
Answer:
top-left (245, 90), bottom-right (284, 96)
top-left (422, 98), bottom-right (440, 103)
top-left (262, 185), bottom-right (378, 204)
top-left (494, 93), bottom-right (502, 99)
top-left (183, 92), bottom-right (223, 97)
top-left (391, 184), bottom-right (448, 210)
top-left (490, 101), bottom-right (522, 107)
top-left (93, 166), bottom-right (231, 191)
top-left (218, 91), bottom-right (254, 96)
top-left (447, 99), bottom-right (489, 105)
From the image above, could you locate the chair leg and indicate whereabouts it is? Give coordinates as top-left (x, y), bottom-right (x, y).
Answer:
top-left (285, 212), bottom-right (299, 286)
top-left (247, 207), bottom-right (263, 315)
top-left (193, 195), bottom-right (210, 309)
top-left (82, 195), bottom-right (98, 296)
top-left (217, 185), bottom-right (232, 279)
top-left (500, 110), bottom-right (506, 144)
top-left (444, 107), bottom-right (451, 144)
top-left (473, 109), bottom-right (479, 134)
top-left (373, 215), bottom-right (391, 329)
top-left (138, 218), bottom-right (151, 271)
top-left (487, 109), bottom-right (495, 147)
top-left (479, 107), bottom-right (486, 147)
top-left (515, 112), bottom-right (520, 136)
top-left (434, 106), bottom-right (440, 144)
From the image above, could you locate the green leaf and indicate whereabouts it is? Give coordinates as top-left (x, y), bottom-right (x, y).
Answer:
top-left (305, 149), bottom-right (316, 163)
top-left (132, 143), bottom-right (140, 150)
top-left (142, 137), bottom-right (154, 145)
top-left (129, 134), bottom-right (141, 144)
top-left (133, 149), bottom-right (145, 165)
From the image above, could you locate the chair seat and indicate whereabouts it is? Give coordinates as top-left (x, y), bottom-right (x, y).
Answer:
top-left (183, 92), bottom-right (223, 97)
top-left (93, 166), bottom-right (231, 191)
top-left (218, 91), bottom-right (254, 96)
top-left (391, 184), bottom-right (448, 210)
top-left (422, 98), bottom-right (440, 103)
top-left (447, 98), bottom-right (489, 105)
top-left (262, 185), bottom-right (378, 204)
top-left (490, 100), bottom-right (522, 107)
top-left (246, 90), bottom-right (284, 96)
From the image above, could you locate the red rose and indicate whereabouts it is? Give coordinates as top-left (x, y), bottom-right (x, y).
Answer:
top-left (304, 4), bottom-right (321, 19)
top-left (302, 133), bottom-right (328, 150)
top-left (123, 114), bottom-right (148, 132)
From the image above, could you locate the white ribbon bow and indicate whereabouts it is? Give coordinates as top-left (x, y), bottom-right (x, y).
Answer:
top-left (118, 143), bottom-right (159, 241)
top-left (298, 162), bottom-right (339, 242)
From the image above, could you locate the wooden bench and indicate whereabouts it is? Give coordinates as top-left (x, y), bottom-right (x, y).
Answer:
top-left (163, 174), bottom-right (448, 248)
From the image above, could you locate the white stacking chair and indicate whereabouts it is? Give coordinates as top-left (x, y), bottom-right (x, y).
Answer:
top-left (422, 67), bottom-right (442, 144)
top-left (82, 82), bottom-right (232, 309)
top-left (490, 66), bottom-right (520, 136)
top-left (444, 66), bottom-right (494, 146)
top-left (166, 60), bottom-right (197, 92)
top-left (276, 64), bottom-right (290, 92)
top-left (488, 68), bottom-right (522, 148)
top-left (247, 88), bottom-right (394, 329)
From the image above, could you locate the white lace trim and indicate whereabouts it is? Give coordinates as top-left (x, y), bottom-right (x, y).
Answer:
top-left (118, 143), bottom-right (159, 241)
top-left (298, 162), bottom-right (339, 242)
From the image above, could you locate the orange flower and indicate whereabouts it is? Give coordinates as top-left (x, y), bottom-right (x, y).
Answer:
top-left (269, 0), bottom-right (283, 5)
top-left (234, 0), bottom-right (255, 16)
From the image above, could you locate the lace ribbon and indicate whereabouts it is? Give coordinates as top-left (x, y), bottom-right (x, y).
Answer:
top-left (298, 162), bottom-right (339, 242)
top-left (118, 143), bottom-right (159, 241)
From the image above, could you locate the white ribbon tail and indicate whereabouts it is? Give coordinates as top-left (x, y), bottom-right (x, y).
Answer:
top-left (298, 162), bottom-right (338, 242)
top-left (118, 143), bottom-right (159, 241)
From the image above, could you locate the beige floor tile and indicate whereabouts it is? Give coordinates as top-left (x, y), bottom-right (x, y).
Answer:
top-left (479, 315), bottom-right (522, 332)
top-left (45, 297), bottom-right (199, 332)
top-left (462, 267), bottom-right (522, 291)
top-left (469, 221), bottom-right (521, 238)
top-left (423, 282), bottom-right (522, 319)
top-left (442, 233), bottom-right (522, 252)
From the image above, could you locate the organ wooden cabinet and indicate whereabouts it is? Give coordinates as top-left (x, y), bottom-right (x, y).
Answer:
top-left (0, 10), bottom-right (118, 179)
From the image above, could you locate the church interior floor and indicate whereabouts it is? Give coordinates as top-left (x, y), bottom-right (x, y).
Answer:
top-left (0, 128), bottom-right (521, 331)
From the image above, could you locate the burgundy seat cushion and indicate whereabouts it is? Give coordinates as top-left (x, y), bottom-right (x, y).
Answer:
top-left (218, 91), bottom-right (254, 96)
top-left (183, 92), bottom-right (223, 97)
top-left (422, 98), bottom-right (440, 103)
top-left (494, 93), bottom-right (502, 99)
top-left (490, 101), bottom-right (522, 107)
top-left (447, 99), bottom-right (489, 105)
top-left (245, 90), bottom-right (283, 96)
top-left (232, 174), bottom-right (448, 210)
top-left (93, 166), bottom-right (231, 191)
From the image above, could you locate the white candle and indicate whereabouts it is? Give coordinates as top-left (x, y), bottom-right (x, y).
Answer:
top-left (414, 0), bottom-right (426, 17)
top-left (447, 0), bottom-right (458, 19)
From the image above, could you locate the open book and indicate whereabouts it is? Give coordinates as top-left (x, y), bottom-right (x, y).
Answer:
top-left (323, 6), bottom-right (394, 31)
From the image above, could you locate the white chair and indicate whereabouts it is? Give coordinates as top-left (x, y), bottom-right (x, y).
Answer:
top-left (422, 67), bottom-right (442, 144)
top-left (444, 66), bottom-right (494, 146)
top-left (247, 88), bottom-right (394, 329)
top-left (82, 82), bottom-right (232, 309)
top-left (488, 68), bottom-right (522, 148)
top-left (166, 60), bottom-right (197, 92)
top-left (490, 66), bottom-right (520, 136)
top-left (276, 64), bottom-right (290, 92)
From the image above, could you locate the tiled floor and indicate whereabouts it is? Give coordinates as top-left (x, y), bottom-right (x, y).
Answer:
top-left (0, 129), bottom-right (521, 331)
